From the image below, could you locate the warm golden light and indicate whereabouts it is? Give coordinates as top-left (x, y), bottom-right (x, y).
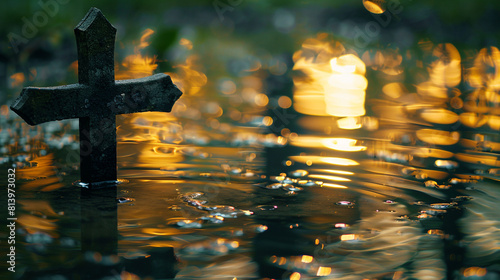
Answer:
top-left (455, 153), bottom-right (500, 167)
top-left (301, 255), bottom-right (313, 263)
top-left (363, 0), bottom-right (386, 14)
top-left (290, 272), bottom-right (301, 280)
top-left (489, 115), bottom-right (500, 130)
top-left (278, 95), bottom-right (293, 109)
top-left (167, 55), bottom-right (207, 96)
top-left (430, 43), bottom-right (461, 88)
top-left (288, 155), bottom-right (359, 166)
top-left (468, 46), bottom-right (500, 90)
top-left (382, 82), bottom-right (406, 98)
top-left (322, 183), bottom-right (348, 189)
top-left (322, 138), bottom-right (367, 152)
top-left (179, 38), bottom-right (193, 50)
top-left (459, 112), bottom-right (489, 128)
top-left (416, 129), bottom-right (460, 145)
top-left (316, 266), bottom-right (332, 276)
top-left (18, 154), bottom-right (64, 192)
top-left (0, 105), bottom-right (9, 116)
top-left (337, 117), bottom-right (363, 130)
top-left (320, 157), bottom-right (360, 166)
top-left (326, 55), bottom-right (367, 117)
top-left (309, 174), bottom-right (351, 182)
top-left (10, 72), bottom-right (25, 87)
top-left (420, 108), bottom-right (459, 125)
top-left (292, 35), bottom-right (367, 119)
top-left (116, 28), bottom-right (158, 80)
top-left (290, 136), bottom-right (366, 151)
top-left (341, 234), bottom-right (359, 241)
top-left (315, 169), bottom-right (355, 175)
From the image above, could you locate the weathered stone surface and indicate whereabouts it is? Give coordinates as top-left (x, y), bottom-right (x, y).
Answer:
top-left (10, 7), bottom-right (183, 185)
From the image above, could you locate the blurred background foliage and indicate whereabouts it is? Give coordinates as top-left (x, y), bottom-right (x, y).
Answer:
top-left (2, 0), bottom-right (500, 103)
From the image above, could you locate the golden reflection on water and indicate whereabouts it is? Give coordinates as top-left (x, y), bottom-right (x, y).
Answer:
top-left (115, 29), bottom-right (158, 80)
top-left (290, 136), bottom-right (366, 152)
top-left (289, 155), bottom-right (359, 167)
top-left (17, 154), bottom-right (65, 192)
top-left (5, 20), bottom-right (500, 280)
top-left (293, 34), bottom-right (367, 119)
top-left (285, 34), bottom-right (500, 278)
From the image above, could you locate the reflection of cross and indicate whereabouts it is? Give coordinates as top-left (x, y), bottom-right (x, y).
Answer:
top-left (10, 7), bottom-right (183, 185)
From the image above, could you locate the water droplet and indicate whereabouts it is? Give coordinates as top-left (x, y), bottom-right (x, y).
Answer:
top-left (336, 200), bottom-right (354, 206)
top-left (256, 225), bottom-right (268, 232)
top-left (340, 233), bottom-right (361, 242)
top-left (209, 206), bottom-right (239, 218)
top-left (177, 220), bottom-right (202, 228)
top-left (73, 181), bottom-right (89, 188)
top-left (264, 183), bottom-right (285, 189)
top-left (427, 229), bottom-right (445, 236)
top-left (435, 160), bottom-right (459, 169)
top-left (282, 185), bottom-right (303, 192)
top-left (200, 215), bottom-right (225, 223)
top-left (270, 175), bottom-right (285, 181)
top-left (449, 178), bottom-right (477, 185)
top-left (425, 209), bottom-right (447, 216)
top-left (375, 209), bottom-right (396, 213)
top-left (425, 180), bottom-right (438, 188)
top-left (418, 213), bottom-right (433, 219)
top-left (272, 175), bottom-right (295, 184)
top-left (285, 191), bottom-right (298, 196)
top-left (397, 215), bottom-right (410, 222)
top-left (297, 180), bottom-right (318, 187)
top-left (289, 169), bottom-right (308, 177)
top-left (188, 199), bottom-right (208, 208)
top-left (183, 192), bottom-right (204, 199)
top-left (181, 192), bottom-right (208, 208)
top-left (241, 210), bottom-right (254, 216)
top-left (230, 167), bottom-right (242, 174)
top-left (383, 199), bottom-right (397, 204)
top-left (430, 202), bottom-right (456, 209)
top-left (257, 205), bottom-right (278, 211)
top-left (241, 171), bottom-right (257, 178)
top-left (334, 223), bottom-right (349, 229)
top-left (116, 197), bottom-right (134, 204)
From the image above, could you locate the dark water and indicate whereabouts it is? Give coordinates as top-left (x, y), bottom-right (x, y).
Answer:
top-left (1, 93), bottom-right (499, 279)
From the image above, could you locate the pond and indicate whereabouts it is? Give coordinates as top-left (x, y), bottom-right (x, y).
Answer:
top-left (1, 1), bottom-right (500, 280)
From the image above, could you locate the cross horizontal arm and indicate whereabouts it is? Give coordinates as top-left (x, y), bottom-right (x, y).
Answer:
top-left (10, 84), bottom-right (85, 125)
top-left (111, 73), bottom-right (182, 115)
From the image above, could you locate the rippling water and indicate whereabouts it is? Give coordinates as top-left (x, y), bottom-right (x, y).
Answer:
top-left (2, 98), bottom-right (499, 279)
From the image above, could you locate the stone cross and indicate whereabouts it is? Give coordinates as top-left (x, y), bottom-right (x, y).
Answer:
top-left (10, 7), bottom-right (183, 185)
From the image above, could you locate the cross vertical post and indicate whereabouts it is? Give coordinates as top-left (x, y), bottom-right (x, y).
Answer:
top-left (75, 8), bottom-right (118, 183)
